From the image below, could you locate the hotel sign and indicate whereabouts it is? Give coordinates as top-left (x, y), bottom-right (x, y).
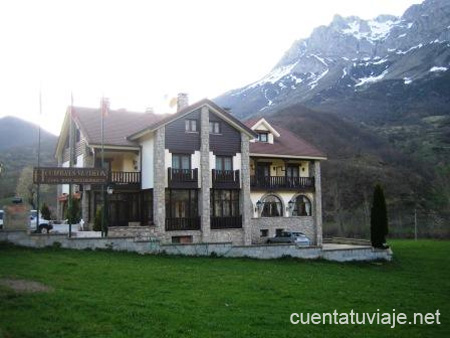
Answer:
top-left (33, 167), bottom-right (108, 184)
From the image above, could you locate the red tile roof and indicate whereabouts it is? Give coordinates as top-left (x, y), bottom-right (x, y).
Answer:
top-left (244, 120), bottom-right (326, 159)
top-left (72, 107), bottom-right (165, 147)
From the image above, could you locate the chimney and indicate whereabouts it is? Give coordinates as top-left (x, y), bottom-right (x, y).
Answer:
top-left (177, 93), bottom-right (189, 112)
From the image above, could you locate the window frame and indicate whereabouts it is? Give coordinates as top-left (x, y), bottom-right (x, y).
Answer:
top-left (210, 189), bottom-right (240, 217)
top-left (185, 119), bottom-right (198, 133)
top-left (209, 121), bottom-right (221, 134)
top-left (215, 156), bottom-right (233, 171)
top-left (165, 189), bottom-right (198, 219)
top-left (172, 154), bottom-right (191, 170)
top-left (261, 194), bottom-right (283, 217)
top-left (292, 195), bottom-right (312, 216)
top-left (258, 132), bottom-right (269, 142)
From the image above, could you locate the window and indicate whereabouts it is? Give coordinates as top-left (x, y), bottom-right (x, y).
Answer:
top-left (276, 228), bottom-right (284, 236)
top-left (291, 195), bottom-right (312, 216)
top-left (172, 154), bottom-right (191, 170)
top-left (258, 132), bottom-right (268, 142)
top-left (261, 194), bottom-right (283, 217)
top-left (215, 156), bottom-right (232, 171)
top-left (185, 119), bottom-right (197, 132)
top-left (172, 236), bottom-right (193, 244)
top-left (260, 229), bottom-right (268, 237)
top-left (209, 121), bottom-right (221, 134)
top-left (166, 189), bottom-right (198, 219)
top-left (210, 190), bottom-right (240, 217)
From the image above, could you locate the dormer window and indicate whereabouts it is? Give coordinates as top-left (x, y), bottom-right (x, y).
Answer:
top-left (258, 132), bottom-right (268, 142)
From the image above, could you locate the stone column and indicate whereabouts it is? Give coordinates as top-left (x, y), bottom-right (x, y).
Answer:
top-left (153, 127), bottom-right (166, 240)
top-left (314, 160), bottom-right (323, 247)
top-left (56, 155), bottom-right (63, 220)
top-left (241, 133), bottom-right (252, 245)
top-left (81, 152), bottom-right (93, 229)
top-left (200, 106), bottom-right (211, 242)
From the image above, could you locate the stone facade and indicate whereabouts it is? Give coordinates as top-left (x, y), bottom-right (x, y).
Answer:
top-left (240, 132), bottom-right (252, 245)
top-left (313, 161), bottom-right (323, 246)
top-left (153, 127), bottom-right (166, 238)
top-left (210, 228), bottom-right (245, 246)
top-left (250, 216), bottom-right (316, 245)
top-left (200, 106), bottom-right (211, 242)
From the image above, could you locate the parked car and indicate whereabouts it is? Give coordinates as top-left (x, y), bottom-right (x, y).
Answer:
top-left (267, 231), bottom-right (311, 246)
top-left (0, 210), bottom-right (3, 229)
top-left (30, 210), bottom-right (53, 233)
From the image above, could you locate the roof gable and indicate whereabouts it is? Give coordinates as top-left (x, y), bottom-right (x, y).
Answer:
top-left (128, 99), bottom-right (257, 140)
top-left (249, 118), bottom-right (280, 137)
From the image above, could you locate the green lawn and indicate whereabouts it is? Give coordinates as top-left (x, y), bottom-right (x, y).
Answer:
top-left (0, 240), bottom-right (448, 337)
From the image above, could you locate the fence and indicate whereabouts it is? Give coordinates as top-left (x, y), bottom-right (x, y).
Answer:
top-left (323, 209), bottom-right (450, 239)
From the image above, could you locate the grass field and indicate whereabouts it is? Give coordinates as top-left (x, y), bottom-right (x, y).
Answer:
top-left (0, 240), bottom-right (448, 337)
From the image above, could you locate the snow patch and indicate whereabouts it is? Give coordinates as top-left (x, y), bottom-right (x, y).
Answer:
top-left (311, 54), bottom-right (328, 66)
top-left (429, 66), bottom-right (448, 73)
top-left (355, 69), bottom-right (388, 87)
top-left (248, 61), bottom-right (299, 89)
top-left (403, 77), bottom-right (412, 85)
top-left (342, 18), bottom-right (399, 42)
top-left (398, 33), bottom-right (407, 38)
top-left (396, 43), bottom-right (423, 55)
top-left (341, 68), bottom-right (347, 78)
top-left (309, 69), bottom-right (329, 89)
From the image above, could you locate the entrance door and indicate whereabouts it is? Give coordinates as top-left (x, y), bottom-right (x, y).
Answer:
top-left (286, 165), bottom-right (299, 187)
top-left (108, 194), bottom-right (129, 227)
top-left (256, 164), bottom-right (270, 187)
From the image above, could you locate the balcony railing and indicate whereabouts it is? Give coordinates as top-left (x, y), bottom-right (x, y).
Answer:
top-left (168, 168), bottom-right (198, 188)
top-left (110, 171), bottom-right (141, 185)
top-left (166, 217), bottom-right (201, 231)
top-left (212, 169), bottom-right (240, 189)
top-left (250, 176), bottom-right (315, 190)
top-left (211, 215), bottom-right (242, 229)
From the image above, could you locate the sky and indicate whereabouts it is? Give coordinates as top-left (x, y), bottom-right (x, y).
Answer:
top-left (0, 0), bottom-right (423, 135)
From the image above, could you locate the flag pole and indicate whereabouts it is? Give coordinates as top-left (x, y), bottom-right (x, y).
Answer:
top-left (36, 89), bottom-right (42, 232)
top-left (68, 93), bottom-right (74, 238)
top-left (101, 97), bottom-right (106, 238)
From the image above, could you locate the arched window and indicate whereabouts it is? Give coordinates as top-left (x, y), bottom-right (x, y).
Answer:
top-left (292, 195), bottom-right (311, 216)
top-left (261, 195), bottom-right (283, 217)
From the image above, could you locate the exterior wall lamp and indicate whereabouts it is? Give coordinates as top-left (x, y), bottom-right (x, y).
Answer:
top-left (256, 200), bottom-right (263, 212)
top-left (288, 200), bottom-right (295, 213)
top-left (106, 185), bottom-right (114, 195)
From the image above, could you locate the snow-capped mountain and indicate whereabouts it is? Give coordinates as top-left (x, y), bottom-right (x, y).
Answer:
top-left (215, 0), bottom-right (450, 120)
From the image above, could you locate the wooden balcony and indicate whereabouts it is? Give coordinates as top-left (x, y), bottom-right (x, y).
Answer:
top-left (211, 215), bottom-right (242, 229)
top-left (168, 168), bottom-right (198, 188)
top-left (250, 176), bottom-right (315, 190)
top-left (166, 217), bottom-right (201, 231)
top-left (212, 169), bottom-right (240, 189)
top-left (107, 171), bottom-right (141, 190)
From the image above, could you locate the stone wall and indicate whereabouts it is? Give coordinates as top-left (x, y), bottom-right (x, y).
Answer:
top-left (108, 226), bottom-right (157, 240)
top-left (209, 228), bottom-right (245, 245)
top-left (250, 217), bottom-right (316, 245)
top-left (0, 230), bottom-right (392, 262)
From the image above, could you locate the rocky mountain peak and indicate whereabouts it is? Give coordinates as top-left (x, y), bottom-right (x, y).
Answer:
top-left (215, 0), bottom-right (450, 118)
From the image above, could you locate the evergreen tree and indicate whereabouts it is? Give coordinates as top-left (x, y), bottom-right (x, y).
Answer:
top-left (370, 184), bottom-right (389, 248)
top-left (40, 203), bottom-right (51, 220)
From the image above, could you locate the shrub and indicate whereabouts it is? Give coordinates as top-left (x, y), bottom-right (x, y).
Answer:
top-left (370, 184), bottom-right (389, 248)
top-left (40, 203), bottom-right (51, 220)
top-left (93, 207), bottom-right (103, 232)
top-left (65, 199), bottom-right (81, 224)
